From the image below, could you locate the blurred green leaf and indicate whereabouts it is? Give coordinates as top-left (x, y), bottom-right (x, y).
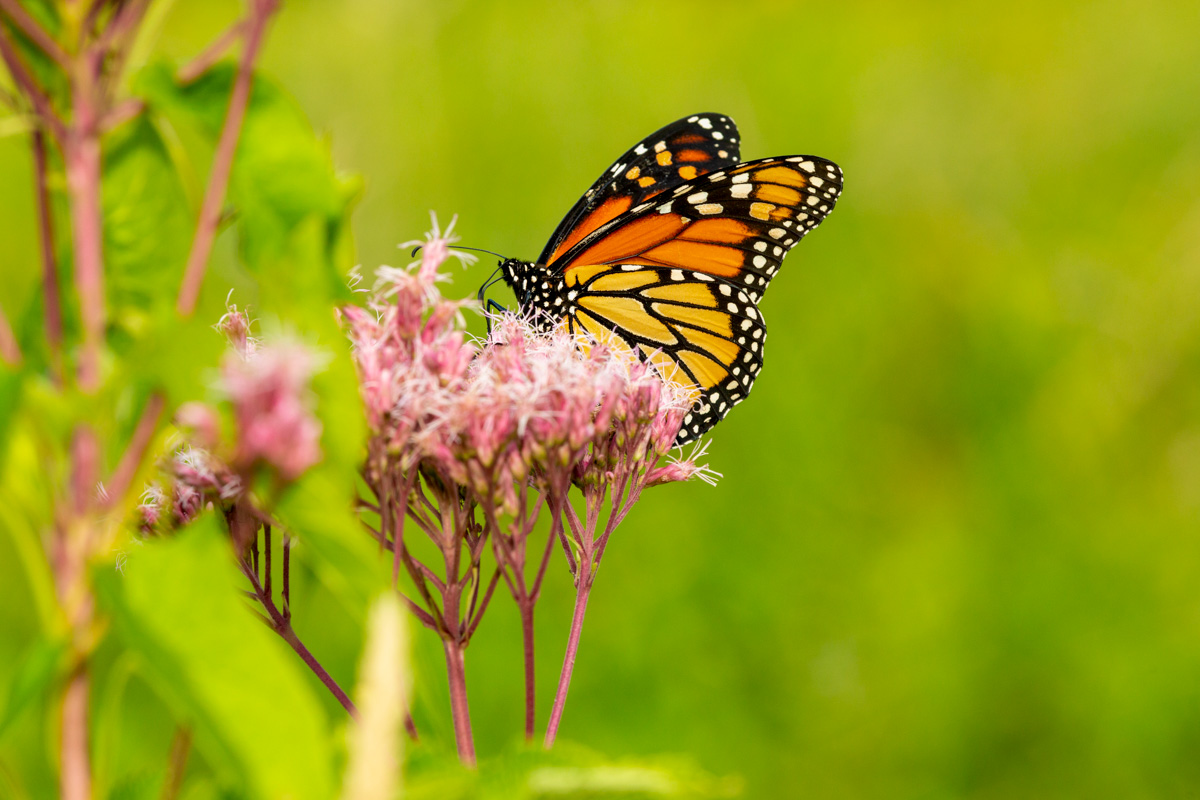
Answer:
top-left (0, 367), bottom-right (24, 465)
top-left (95, 515), bottom-right (334, 800)
top-left (116, 306), bottom-right (224, 408)
top-left (0, 418), bottom-right (58, 632)
top-left (107, 772), bottom-right (162, 800)
top-left (134, 61), bottom-right (360, 281)
top-left (275, 468), bottom-right (384, 624)
top-left (0, 636), bottom-right (66, 740)
top-left (103, 117), bottom-right (192, 318)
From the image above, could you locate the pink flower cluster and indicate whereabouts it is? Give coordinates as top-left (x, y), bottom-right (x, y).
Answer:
top-left (343, 230), bottom-right (714, 515)
top-left (221, 340), bottom-right (324, 482)
top-left (137, 445), bottom-right (242, 534)
top-left (136, 307), bottom-right (325, 534)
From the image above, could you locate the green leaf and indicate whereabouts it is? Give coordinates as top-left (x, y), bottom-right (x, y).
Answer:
top-left (116, 305), bottom-right (225, 408)
top-left (0, 416), bottom-right (59, 632)
top-left (103, 117), bottom-right (193, 319)
top-left (134, 62), bottom-right (360, 283)
top-left (0, 636), bottom-right (67, 740)
top-left (275, 468), bottom-right (385, 624)
top-left (95, 515), bottom-right (334, 800)
top-left (0, 366), bottom-right (25, 465)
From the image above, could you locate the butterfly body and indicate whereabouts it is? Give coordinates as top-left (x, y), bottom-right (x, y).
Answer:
top-left (499, 113), bottom-right (842, 444)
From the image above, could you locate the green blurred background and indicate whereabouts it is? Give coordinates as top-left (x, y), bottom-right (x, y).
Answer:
top-left (5, 0), bottom-right (1200, 796)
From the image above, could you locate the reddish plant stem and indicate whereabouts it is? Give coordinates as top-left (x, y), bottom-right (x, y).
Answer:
top-left (0, 0), bottom-right (69, 67)
top-left (64, 58), bottom-right (105, 391)
top-left (519, 599), bottom-right (536, 740)
top-left (105, 392), bottom-right (165, 505)
top-left (0, 23), bottom-right (66, 139)
top-left (31, 127), bottom-right (63, 380)
top-left (95, 0), bottom-right (149, 96)
top-left (100, 96), bottom-right (143, 130)
top-left (60, 669), bottom-right (91, 800)
top-left (60, 429), bottom-right (99, 800)
top-left (464, 567), bottom-right (501, 640)
top-left (159, 727), bottom-right (192, 800)
top-left (0, 307), bottom-right (19, 366)
top-left (176, 0), bottom-right (278, 316)
top-left (544, 555), bottom-right (593, 748)
top-left (531, 501), bottom-right (560, 599)
top-left (442, 640), bottom-right (476, 767)
top-left (263, 523), bottom-right (271, 599)
top-left (178, 18), bottom-right (246, 83)
top-left (239, 551), bottom-right (357, 717)
top-left (517, 513), bottom-right (560, 740)
top-left (279, 625), bottom-right (357, 716)
top-left (281, 535), bottom-right (291, 618)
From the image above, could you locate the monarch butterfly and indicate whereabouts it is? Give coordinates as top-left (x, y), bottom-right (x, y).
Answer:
top-left (493, 113), bottom-right (842, 444)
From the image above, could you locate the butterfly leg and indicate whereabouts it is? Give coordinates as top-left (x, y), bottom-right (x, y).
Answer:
top-left (483, 298), bottom-right (507, 335)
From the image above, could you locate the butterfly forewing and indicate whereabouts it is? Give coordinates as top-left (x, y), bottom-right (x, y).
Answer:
top-left (538, 113), bottom-right (741, 266)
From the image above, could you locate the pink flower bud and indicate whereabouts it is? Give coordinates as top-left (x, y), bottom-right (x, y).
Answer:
top-left (221, 341), bottom-right (324, 481)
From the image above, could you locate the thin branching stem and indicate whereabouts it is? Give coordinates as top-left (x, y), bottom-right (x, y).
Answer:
top-left (0, 24), bottom-right (65, 139)
top-left (177, 18), bottom-right (246, 84)
top-left (237, 548), bottom-right (357, 717)
top-left (159, 727), bottom-right (192, 800)
top-left (177, 0), bottom-right (278, 315)
top-left (0, 307), bottom-right (19, 366)
top-left (105, 393), bottom-right (165, 507)
top-left (0, 0), bottom-right (69, 68)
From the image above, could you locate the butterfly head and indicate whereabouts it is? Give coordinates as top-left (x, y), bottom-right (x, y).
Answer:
top-left (498, 258), bottom-right (550, 306)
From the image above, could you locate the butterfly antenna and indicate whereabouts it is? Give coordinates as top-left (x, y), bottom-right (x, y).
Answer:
top-left (410, 244), bottom-right (510, 260)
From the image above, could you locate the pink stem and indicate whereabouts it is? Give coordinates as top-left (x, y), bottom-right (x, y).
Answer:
top-left (104, 392), bottom-right (164, 506)
top-left (176, 0), bottom-right (277, 316)
top-left (60, 668), bottom-right (91, 800)
top-left (0, 0), bottom-right (69, 67)
top-left (60, 428), bottom-right (98, 800)
top-left (64, 71), bottom-right (104, 391)
top-left (0, 23), bottom-right (66, 139)
top-left (544, 557), bottom-right (592, 748)
top-left (520, 598), bottom-right (536, 741)
top-left (178, 18), bottom-right (246, 83)
top-left (239, 551), bottom-right (358, 717)
top-left (0, 306), bottom-right (19, 366)
top-left (160, 727), bottom-right (192, 800)
top-left (278, 625), bottom-right (358, 717)
top-left (442, 640), bottom-right (476, 766)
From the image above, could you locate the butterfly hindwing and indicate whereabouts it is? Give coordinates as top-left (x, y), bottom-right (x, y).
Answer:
top-left (562, 266), bottom-right (766, 443)
top-left (538, 113), bottom-right (741, 266)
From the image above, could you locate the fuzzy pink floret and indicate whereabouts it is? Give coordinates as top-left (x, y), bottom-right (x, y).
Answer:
top-left (221, 342), bottom-right (324, 481)
top-left (345, 224), bottom-right (717, 511)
